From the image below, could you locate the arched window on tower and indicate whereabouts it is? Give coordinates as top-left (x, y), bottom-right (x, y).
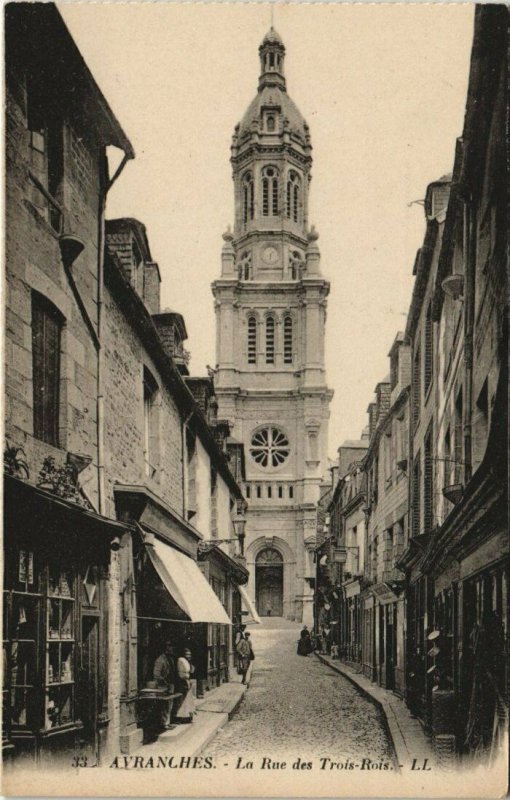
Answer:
top-left (262, 166), bottom-right (279, 217)
top-left (265, 315), bottom-right (275, 364)
top-left (267, 115), bottom-right (275, 132)
top-left (286, 171), bottom-right (301, 222)
top-left (242, 172), bottom-right (254, 224)
top-left (247, 316), bottom-right (257, 364)
top-left (283, 315), bottom-right (293, 364)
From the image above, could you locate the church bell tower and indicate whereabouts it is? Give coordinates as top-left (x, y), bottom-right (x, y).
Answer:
top-left (212, 28), bottom-right (332, 622)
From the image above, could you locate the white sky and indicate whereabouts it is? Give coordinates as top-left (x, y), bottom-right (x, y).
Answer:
top-left (59, 2), bottom-right (474, 458)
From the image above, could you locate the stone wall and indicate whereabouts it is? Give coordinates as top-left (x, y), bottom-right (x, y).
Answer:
top-left (5, 63), bottom-right (101, 496)
top-left (102, 285), bottom-right (184, 520)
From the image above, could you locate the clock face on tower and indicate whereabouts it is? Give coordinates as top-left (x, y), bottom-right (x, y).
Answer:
top-left (262, 246), bottom-right (279, 265)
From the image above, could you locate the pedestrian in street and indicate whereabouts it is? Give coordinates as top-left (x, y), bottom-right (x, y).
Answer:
top-left (245, 631), bottom-right (255, 664)
top-left (174, 648), bottom-right (196, 724)
top-left (153, 641), bottom-right (176, 730)
top-left (297, 625), bottom-right (312, 656)
top-left (235, 624), bottom-right (247, 647)
top-left (236, 630), bottom-right (251, 683)
top-left (323, 625), bottom-right (332, 655)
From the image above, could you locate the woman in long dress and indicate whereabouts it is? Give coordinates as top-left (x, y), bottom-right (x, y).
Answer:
top-left (297, 625), bottom-right (312, 656)
top-left (174, 648), bottom-right (196, 724)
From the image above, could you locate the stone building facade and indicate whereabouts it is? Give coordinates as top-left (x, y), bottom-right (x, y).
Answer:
top-left (4, 5), bottom-right (248, 768)
top-left (4, 4), bottom-right (134, 767)
top-left (212, 28), bottom-right (332, 622)
top-left (401, 5), bottom-right (508, 761)
top-left (314, 5), bottom-right (507, 766)
top-left (398, 176), bottom-right (451, 724)
top-left (361, 334), bottom-right (410, 694)
top-left (103, 221), bottom-right (248, 753)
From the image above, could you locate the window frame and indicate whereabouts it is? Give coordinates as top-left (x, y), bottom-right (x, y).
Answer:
top-left (32, 292), bottom-right (64, 447)
top-left (262, 166), bottom-right (279, 217)
top-left (265, 315), bottom-right (275, 364)
top-left (143, 367), bottom-right (159, 479)
top-left (283, 315), bottom-right (293, 364)
top-left (247, 315), bottom-right (257, 364)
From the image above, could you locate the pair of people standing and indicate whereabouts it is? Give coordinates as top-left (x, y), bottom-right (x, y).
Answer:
top-left (153, 642), bottom-right (196, 728)
top-left (235, 629), bottom-right (255, 684)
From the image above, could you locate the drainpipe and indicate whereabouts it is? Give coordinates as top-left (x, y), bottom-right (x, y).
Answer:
top-left (463, 193), bottom-right (475, 485)
top-left (97, 151), bottom-right (132, 515)
top-left (182, 410), bottom-right (195, 519)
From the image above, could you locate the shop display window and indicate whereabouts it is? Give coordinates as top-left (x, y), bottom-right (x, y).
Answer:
top-left (4, 553), bottom-right (42, 732)
top-left (44, 569), bottom-right (75, 730)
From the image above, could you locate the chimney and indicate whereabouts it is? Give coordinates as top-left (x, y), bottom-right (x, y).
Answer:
top-left (143, 262), bottom-right (161, 315)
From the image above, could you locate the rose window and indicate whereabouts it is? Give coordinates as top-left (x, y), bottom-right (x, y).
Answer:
top-left (250, 427), bottom-right (290, 468)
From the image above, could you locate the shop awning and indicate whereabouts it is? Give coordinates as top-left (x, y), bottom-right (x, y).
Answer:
top-left (148, 539), bottom-right (231, 625)
top-left (238, 584), bottom-right (261, 625)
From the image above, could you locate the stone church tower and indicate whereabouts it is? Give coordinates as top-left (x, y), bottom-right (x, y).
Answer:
top-left (212, 28), bottom-right (332, 622)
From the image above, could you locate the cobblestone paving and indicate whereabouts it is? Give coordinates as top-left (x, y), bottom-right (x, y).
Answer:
top-left (207, 619), bottom-right (394, 762)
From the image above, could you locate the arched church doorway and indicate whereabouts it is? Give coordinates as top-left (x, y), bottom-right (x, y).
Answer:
top-left (256, 548), bottom-right (283, 616)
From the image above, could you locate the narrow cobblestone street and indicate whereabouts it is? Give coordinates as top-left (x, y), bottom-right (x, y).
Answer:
top-left (207, 619), bottom-right (394, 762)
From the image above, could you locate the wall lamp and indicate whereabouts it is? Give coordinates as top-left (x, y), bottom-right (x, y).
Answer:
top-left (441, 274), bottom-right (464, 301)
top-left (59, 234), bottom-right (85, 270)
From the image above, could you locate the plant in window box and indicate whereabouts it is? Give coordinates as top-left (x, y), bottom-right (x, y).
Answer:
top-left (4, 441), bottom-right (29, 480)
top-left (37, 456), bottom-right (91, 508)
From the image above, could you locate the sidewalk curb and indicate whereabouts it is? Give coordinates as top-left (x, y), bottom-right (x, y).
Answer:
top-left (314, 653), bottom-right (433, 773)
top-left (188, 711), bottom-right (230, 757)
top-left (192, 670), bottom-right (253, 756)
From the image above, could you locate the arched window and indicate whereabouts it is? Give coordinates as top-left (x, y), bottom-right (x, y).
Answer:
top-left (265, 316), bottom-right (275, 364)
top-left (283, 315), bottom-right (293, 364)
top-left (242, 172), bottom-right (254, 223)
top-left (262, 166), bottom-right (279, 217)
top-left (293, 184), bottom-right (299, 222)
top-left (267, 115), bottom-right (275, 132)
top-left (256, 548), bottom-right (283, 565)
top-left (286, 171), bottom-right (301, 222)
top-left (247, 316), bottom-right (257, 364)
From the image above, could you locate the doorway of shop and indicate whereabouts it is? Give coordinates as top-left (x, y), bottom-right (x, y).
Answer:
top-left (256, 548), bottom-right (283, 617)
top-left (77, 615), bottom-right (99, 766)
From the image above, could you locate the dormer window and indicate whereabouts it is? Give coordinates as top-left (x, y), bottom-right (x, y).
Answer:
top-left (267, 115), bottom-right (275, 132)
